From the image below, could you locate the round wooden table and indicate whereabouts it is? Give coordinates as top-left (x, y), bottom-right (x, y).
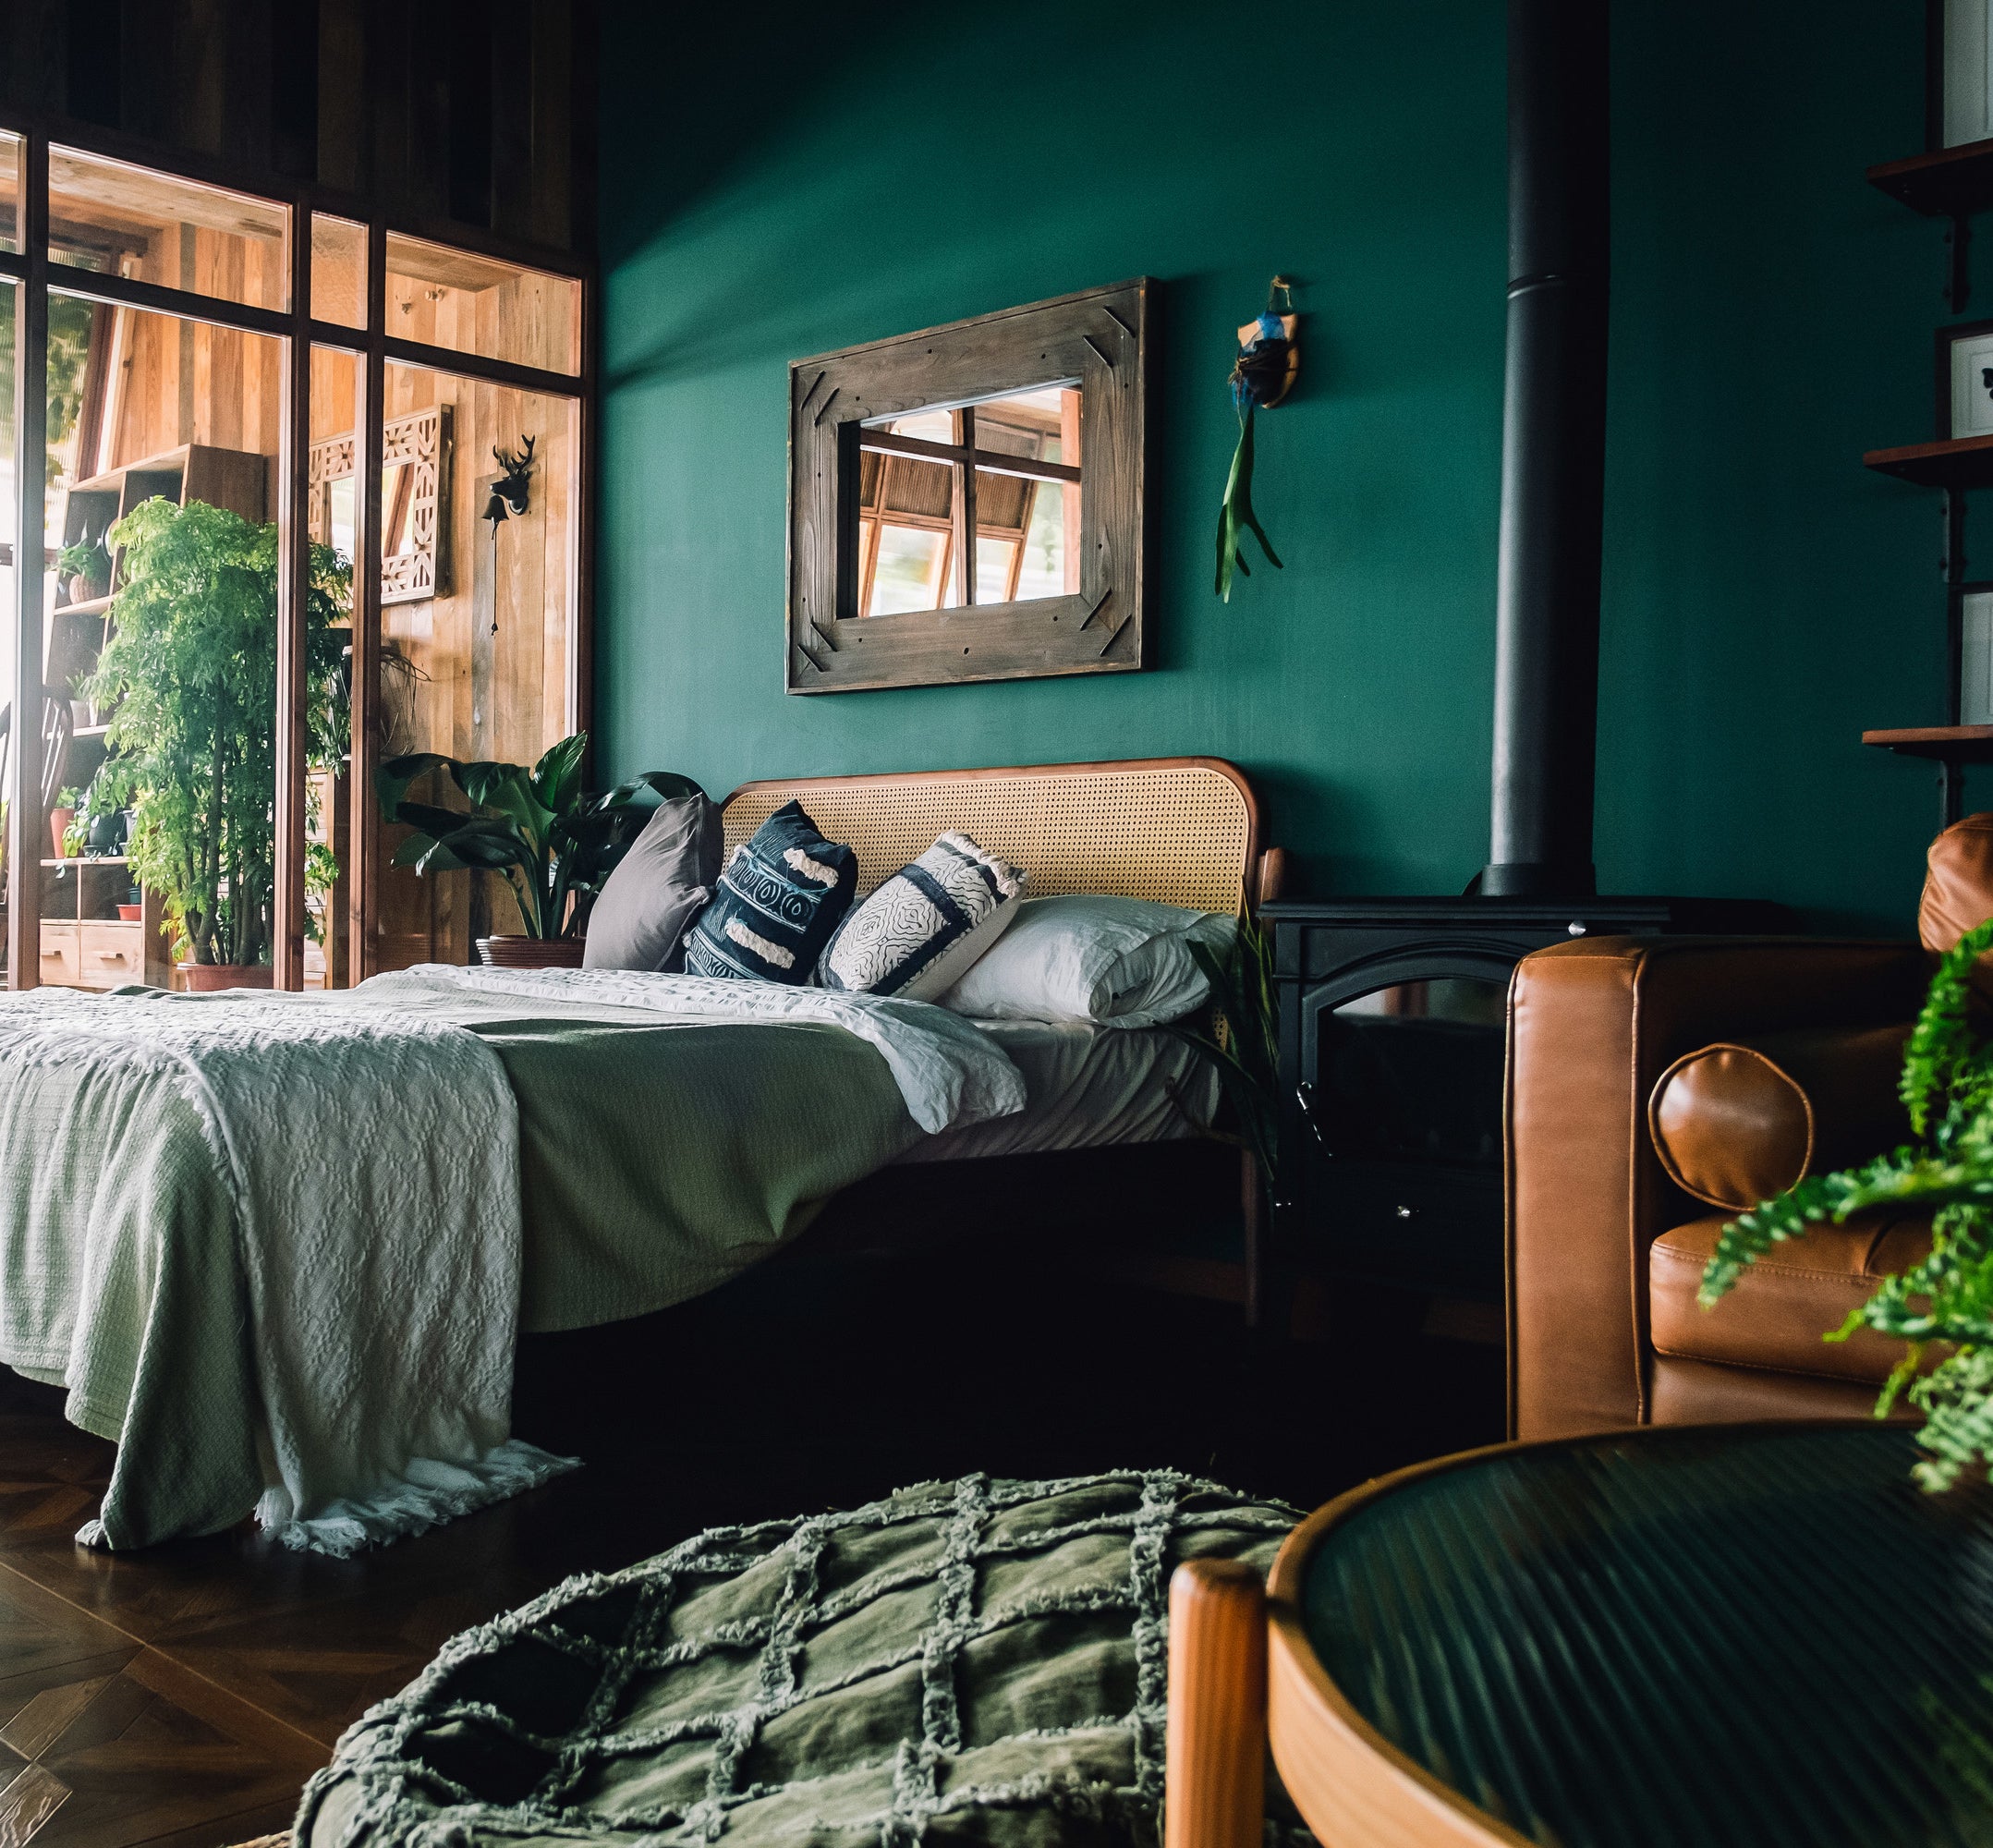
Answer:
top-left (1263, 1423), bottom-right (1993, 1848)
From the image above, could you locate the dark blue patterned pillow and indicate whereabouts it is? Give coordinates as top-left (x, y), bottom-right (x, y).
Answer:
top-left (683, 801), bottom-right (857, 982)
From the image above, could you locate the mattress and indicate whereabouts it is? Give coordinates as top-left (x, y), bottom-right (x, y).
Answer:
top-left (898, 1016), bottom-right (1220, 1162)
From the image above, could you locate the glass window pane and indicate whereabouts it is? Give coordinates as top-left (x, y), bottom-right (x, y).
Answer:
top-left (1015, 477), bottom-right (1069, 601)
top-left (367, 359), bottom-right (578, 968)
top-left (0, 132), bottom-right (20, 255)
top-left (310, 213), bottom-right (367, 330)
top-left (975, 534), bottom-right (1018, 602)
top-left (308, 346), bottom-right (361, 987)
top-left (383, 234), bottom-right (579, 376)
top-left (50, 148), bottom-right (287, 311)
top-left (42, 297), bottom-right (288, 988)
top-left (869, 525), bottom-right (950, 615)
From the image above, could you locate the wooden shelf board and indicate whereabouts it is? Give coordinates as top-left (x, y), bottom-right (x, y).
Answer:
top-left (71, 723), bottom-right (109, 739)
top-left (1869, 139), bottom-right (1993, 218)
top-left (51, 593), bottom-right (112, 620)
top-left (41, 855), bottom-right (129, 867)
top-left (1864, 433), bottom-right (1993, 487)
top-left (1864, 724), bottom-right (1993, 760)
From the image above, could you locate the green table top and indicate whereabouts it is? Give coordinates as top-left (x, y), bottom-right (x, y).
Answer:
top-left (1303, 1424), bottom-right (1993, 1848)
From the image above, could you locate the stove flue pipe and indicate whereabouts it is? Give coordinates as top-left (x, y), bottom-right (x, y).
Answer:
top-left (1480, 0), bottom-right (1610, 899)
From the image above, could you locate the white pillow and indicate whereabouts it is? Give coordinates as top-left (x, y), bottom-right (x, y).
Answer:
top-left (938, 894), bottom-right (1235, 1027)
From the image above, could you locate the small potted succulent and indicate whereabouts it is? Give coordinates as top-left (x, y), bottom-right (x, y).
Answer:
top-left (56, 535), bottom-right (111, 603)
top-left (379, 733), bottom-right (699, 966)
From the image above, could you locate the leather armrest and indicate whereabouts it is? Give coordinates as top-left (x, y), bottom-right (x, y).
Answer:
top-left (1506, 936), bottom-right (1929, 1441)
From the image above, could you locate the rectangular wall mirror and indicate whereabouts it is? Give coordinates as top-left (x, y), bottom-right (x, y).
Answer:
top-left (788, 279), bottom-right (1149, 692)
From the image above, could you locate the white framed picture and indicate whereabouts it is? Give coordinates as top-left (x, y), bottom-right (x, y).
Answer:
top-left (1964, 592), bottom-right (1993, 726)
top-left (1947, 322), bottom-right (1993, 439)
top-left (1946, 0), bottom-right (1993, 147)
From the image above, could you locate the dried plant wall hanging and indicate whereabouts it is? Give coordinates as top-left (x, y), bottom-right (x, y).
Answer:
top-left (1214, 276), bottom-right (1299, 602)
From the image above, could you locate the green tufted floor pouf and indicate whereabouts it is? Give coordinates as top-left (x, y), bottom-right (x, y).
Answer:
top-left (297, 1470), bottom-right (1299, 1848)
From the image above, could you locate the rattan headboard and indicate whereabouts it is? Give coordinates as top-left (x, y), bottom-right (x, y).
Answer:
top-left (720, 758), bottom-right (1263, 916)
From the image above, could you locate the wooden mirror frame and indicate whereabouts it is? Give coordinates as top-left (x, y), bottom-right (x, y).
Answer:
top-left (787, 279), bottom-right (1151, 693)
top-left (309, 405), bottom-right (454, 605)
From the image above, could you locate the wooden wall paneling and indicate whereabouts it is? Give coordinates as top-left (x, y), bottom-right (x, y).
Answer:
top-left (115, 0), bottom-right (174, 143)
top-left (529, 0), bottom-right (572, 252)
top-left (489, 0), bottom-right (534, 244)
top-left (406, 0), bottom-right (454, 223)
top-left (316, 0), bottom-right (368, 193)
top-left (172, 0), bottom-right (227, 158)
top-left (365, 0), bottom-right (412, 223)
top-left (0, 5), bottom-right (66, 122)
top-left (218, 0), bottom-right (274, 173)
top-left (445, 0), bottom-right (493, 227)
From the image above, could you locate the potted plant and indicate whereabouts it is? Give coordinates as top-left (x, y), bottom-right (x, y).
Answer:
top-left (87, 499), bottom-right (349, 990)
top-left (56, 534), bottom-right (111, 603)
top-left (1702, 915), bottom-right (1993, 1490)
top-left (378, 734), bottom-right (699, 966)
top-left (49, 786), bottom-right (82, 860)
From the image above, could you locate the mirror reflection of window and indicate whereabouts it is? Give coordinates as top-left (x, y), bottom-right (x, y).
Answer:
top-left (325, 464), bottom-right (416, 561)
top-left (854, 383), bottom-right (1080, 617)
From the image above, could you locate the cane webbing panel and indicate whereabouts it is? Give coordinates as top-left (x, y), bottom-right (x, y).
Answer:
top-left (295, 1472), bottom-right (1301, 1848)
top-left (721, 760), bottom-right (1254, 916)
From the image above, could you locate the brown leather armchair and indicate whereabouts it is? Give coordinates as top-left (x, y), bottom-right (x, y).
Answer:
top-left (1506, 814), bottom-right (1993, 1441)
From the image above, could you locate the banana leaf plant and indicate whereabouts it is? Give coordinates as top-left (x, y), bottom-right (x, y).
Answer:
top-left (1162, 914), bottom-right (1280, 1194)
top-left (377, 732), bottom-right (701, 940)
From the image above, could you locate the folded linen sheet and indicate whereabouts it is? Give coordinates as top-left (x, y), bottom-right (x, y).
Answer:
top-left (0, 969), bottom-right (1025, 1553)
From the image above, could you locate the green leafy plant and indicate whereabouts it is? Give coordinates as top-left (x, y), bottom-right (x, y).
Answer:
top-left (378, 734), bottom-right (700, 941)
top-left (1701, 916), bottom-right (1993, 1490)
top-left (87, 499), bottom-right (350, 968)
top-left (1162, 913), bottom-right (1280, 1193)
top-left (57, 536), bottom-right (110, 594)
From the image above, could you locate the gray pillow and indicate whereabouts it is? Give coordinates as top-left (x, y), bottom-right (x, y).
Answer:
top-left (583, 793), bottom-right (722, 972)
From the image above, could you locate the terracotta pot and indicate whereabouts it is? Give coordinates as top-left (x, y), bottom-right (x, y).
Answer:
top-left (477, 935), bottom-right (585, 969)
top-left (177, 962), bottom-right (273, 992)
top-left (48, 808), bottom-right (74, 858)
top-left (116, 903), bottom-right (142, 922)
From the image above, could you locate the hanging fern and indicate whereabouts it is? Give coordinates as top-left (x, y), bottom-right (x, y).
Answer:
top-left (1700, 917), bottom-right (1993, 1489)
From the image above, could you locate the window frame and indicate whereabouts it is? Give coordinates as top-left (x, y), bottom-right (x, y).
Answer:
top-left (0, 115), bottom-right (595, 992)
top-left (787, 279), bottom-right (1151, 694)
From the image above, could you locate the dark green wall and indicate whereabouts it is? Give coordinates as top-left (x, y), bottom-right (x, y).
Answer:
top-left (599, 2), bottom-right (1940, 932)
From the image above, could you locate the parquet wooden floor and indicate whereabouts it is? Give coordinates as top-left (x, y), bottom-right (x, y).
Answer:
top-left (0, 1234), bottom-right (1504, 1848)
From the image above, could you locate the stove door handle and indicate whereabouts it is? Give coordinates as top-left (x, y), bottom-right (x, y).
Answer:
top-left (1295, 1079), bottom-right (1327, 1148)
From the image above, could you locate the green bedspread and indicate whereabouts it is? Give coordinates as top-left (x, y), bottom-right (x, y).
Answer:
top-left (0, 973), bottom-right (939, 1549)
top-left (399, 991), bottom-right (927, 1332)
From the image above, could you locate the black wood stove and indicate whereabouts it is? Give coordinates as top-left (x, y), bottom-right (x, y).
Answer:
top-left (1256, 0), bottom-right (1788, 1316)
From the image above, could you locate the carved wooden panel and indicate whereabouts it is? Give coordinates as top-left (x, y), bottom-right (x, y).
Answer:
top-left (309, 405), bottom-right (453, 604)
top-left (787, 280), bottom-right (1151, 693)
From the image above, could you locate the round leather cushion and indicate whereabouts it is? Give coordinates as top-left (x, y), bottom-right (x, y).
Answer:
top-left (1647, 1026), bottom-right (1910, 1211)
top-left (1921, 811), bottom-right (1993, 953)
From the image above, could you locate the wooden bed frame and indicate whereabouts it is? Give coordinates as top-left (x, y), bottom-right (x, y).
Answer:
top-left (719, 756), bottom-right (1286, 1325)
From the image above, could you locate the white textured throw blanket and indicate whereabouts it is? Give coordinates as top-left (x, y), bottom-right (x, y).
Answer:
top-left (0, 969), bottom-right (1023, 1556)
top-left (0, 985), bottom-right (572, 1556)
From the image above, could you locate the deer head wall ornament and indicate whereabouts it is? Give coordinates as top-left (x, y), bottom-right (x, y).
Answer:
top-left (484, 435), bottom-right (536, 529)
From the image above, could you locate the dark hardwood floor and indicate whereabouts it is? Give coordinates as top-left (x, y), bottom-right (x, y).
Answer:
top-left (0, 1217), bottom-right (1504, 1848)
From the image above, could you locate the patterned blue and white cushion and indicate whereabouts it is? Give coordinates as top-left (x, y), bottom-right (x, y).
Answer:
top-left (683, 801), bottom-right (857, 982)
top-left (817, 833), bottom-right (1027, 1001)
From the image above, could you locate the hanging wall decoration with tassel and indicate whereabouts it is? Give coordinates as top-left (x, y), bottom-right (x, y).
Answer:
top-left (1214, 276), bottom-right (1299, 602)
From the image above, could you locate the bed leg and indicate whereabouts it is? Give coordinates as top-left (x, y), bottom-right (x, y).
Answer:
top-left (1165, 1558), bottom-right (1268, 1848)
top-left (1240, 1149), bottom-right (1272, 1336)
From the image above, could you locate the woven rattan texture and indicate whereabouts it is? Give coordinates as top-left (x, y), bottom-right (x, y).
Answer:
top-left (297, 1472), bottom-right (1297, 1848)
top-left (721, 766), bottom-right (1251, 915)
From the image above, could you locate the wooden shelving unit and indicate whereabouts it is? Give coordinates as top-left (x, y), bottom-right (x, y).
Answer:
top-left (1859, 91), bottom-right (1993, 819)
top-left (1863, 724), bottom-right (1993, 760)
top-left (1868, 139), bottom-right (1993, 220)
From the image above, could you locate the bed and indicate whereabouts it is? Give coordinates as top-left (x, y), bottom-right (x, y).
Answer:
top-left (0, 756), bottom-right (1274, 1554)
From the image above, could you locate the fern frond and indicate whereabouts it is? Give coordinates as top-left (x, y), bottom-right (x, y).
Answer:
top-left (1904, 918), bottom-right (1993, 1138)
